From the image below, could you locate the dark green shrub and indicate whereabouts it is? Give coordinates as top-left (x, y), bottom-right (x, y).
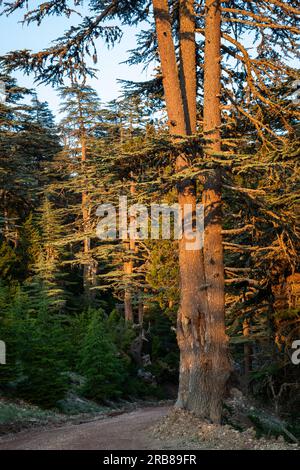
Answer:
top-left (79, 310), bottom-right (128, 401)
top-left (16, 312), bottom-right (69, 408)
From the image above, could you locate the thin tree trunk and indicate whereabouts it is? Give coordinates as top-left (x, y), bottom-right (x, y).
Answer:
top-left (243, 318), bottom-right (252, 389)
top-left (123, 244), bottom-right (134, 322)
top-left (81, 135), bottom-right (94, 301)
top-left (124, 288), bottom-right (133, 322)
top-left (138, 293), bottom-right (144, 325)
top-left (75, 84), bottom-right (97, 303)
top-left (3, 196), bottom-right (9, 241)
top-left (124, 244), bottom-right (134, 322)
top-left (124, 176), bottom-right (136, 322)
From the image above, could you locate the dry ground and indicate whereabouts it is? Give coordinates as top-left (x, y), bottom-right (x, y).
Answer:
top-left (0, 404), bottom-right (297, 450)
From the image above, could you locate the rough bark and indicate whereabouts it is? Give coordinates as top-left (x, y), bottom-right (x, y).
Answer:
top-left (152, 0), bottom-right (186, 136)
top-left (179, 0), bottom-right (197, 135)
top-left (152, 0), bottom-right (230, 423)
top-left (201, 0), bottom-right (231, 421)
top-left (176, 179), bottom-right (206, 411)
top-left (124, 288), bottom-right (134, 322)
top-left (176, 0), bottom-right (203, 411)
top-left (153, 0), bottom-right (202, 411)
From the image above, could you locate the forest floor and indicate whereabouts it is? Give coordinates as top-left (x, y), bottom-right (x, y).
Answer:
top-left (0, 402), bottom-right (298, 450)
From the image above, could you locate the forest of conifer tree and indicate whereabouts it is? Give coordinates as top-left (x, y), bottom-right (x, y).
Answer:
top-left (0, 0), bottom-right (299, 454)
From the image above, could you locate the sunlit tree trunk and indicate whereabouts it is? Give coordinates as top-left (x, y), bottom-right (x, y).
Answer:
top-left (124, 176), bottom-right (136, 322)
top-left (153, 0), bottom-right (200, 411)
top-left (124, 252), bottom-right (134, 322)
top-left (179, 0), bottom-right (197, 135)
top-left (152, 0), bottom-right (230, 422)
top-left (200, 0), bottom-right (231, 421)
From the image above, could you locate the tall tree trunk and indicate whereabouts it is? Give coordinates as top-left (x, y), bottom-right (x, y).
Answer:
top-left (179, 0), bottom-right (197, 135)
top-left (152, 0), bottom-right (186, 135)
top-left (152, 0), bottom-right (230, 423)
top-left (176, 0), bottom-right (203, 410)
top-left (81, 135), bottom-right (90, 298)
top-left (153, 0), bottom-right (201, 411)
top-left (124, 176), bottom-right (136, 322)
top-left (201, 0), bottom-right (231, 421)
top-left (73, 84), bottom-right (97, 303)
top-left (81, 135), bottom-right (96, 302)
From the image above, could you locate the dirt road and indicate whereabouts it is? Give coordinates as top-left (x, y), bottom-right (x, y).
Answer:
top-left (0, 406), bottom-right (170, 450)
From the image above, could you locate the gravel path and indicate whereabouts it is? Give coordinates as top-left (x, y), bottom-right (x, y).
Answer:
top-left (0, 406), bottom-right (170, 450)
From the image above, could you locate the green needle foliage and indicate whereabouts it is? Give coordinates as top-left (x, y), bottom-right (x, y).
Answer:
top-left (0, 0), bottom-right (299, 418)
top-left (79, 310), bottom-right (128, 402)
